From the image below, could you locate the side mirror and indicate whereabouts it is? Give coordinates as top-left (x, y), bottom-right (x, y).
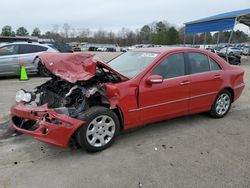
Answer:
top-left (146, 75), bottom-right (164, 85)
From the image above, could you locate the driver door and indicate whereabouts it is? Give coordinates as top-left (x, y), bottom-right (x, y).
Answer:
top-left (138, 52), bottom-right (190, 124)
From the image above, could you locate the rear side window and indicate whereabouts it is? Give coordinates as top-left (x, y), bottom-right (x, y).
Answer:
top-left (35, 45), bottom-right (48, 52)
top-left (153, 53), bottom-right (185, 79)
top-left (0, 45), bottom-right (18, 56)
top-left (18, 44), bottom-right (48, 54)
top-left (187, 52), bottom-right (210, 74)
top-left (209, 57), bottom-right (221, 71)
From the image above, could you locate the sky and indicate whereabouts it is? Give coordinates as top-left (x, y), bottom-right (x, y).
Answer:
top-left (0, 0), bottom-right (249, 34)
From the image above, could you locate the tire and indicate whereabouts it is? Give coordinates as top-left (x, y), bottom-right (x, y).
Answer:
top-left (76, 106), bottom-right (120, 152)
top-left (210, 90), bottom-right (232, 118)
top-left (229, 58), bottom-right (240, 65)
top-left (228, 52), bottom-right (233, 57)
top-left (38, 64), bottom-right (51, 77)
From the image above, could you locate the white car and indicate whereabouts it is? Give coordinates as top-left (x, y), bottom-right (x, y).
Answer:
top-left (0, 42), bottom-right (58, 77)
top-left (219, 47), bottom-right (242, 56)
top-left (242, 47), bottom-right (250, 55)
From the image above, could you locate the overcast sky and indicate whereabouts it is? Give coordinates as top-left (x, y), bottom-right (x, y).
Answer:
top-left (0, 0), bottom-right (249, 34)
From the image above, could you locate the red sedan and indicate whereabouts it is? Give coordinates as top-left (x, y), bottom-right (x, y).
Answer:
top-left (11, 48), bottom-right (245, 152)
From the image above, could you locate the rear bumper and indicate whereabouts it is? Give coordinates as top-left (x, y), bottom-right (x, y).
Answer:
top-left (233, 83), bottom-right (245, 102)
top-left (11, 103), bottom-right (86, 148)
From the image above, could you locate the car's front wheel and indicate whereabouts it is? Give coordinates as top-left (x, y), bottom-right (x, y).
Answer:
top-left (210, 90), bottom-right (232, 118)
top-left (76, 106), bottom-right (120, 152)
top-left (38, 64), bottom-right (51, 77)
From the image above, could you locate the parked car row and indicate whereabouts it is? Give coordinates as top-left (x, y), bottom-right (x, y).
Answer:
top-left (0, 40), bottom-right (248, 77)
top-left (205, 45), bottom-right (245, 65)
top-left (206, 44), bottom-right (250, 56)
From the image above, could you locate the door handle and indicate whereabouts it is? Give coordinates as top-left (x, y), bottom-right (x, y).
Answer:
top-left (214, 74), bottom-right (222, 79)
top-left (180, 80), bottom-right (190, 86)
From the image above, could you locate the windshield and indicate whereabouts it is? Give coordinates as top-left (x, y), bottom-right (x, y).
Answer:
top-left (108, 51), bottom-right (159, 78)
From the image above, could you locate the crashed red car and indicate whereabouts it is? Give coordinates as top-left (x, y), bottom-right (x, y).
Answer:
top-left (11, 48), bottom-right (245, 152)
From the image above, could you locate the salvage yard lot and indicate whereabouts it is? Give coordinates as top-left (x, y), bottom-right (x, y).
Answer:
top-left (0, 54), bottom-right (250, 188)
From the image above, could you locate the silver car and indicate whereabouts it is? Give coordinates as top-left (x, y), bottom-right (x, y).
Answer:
top-left (219, 47), bottom-right (242, 57)
top-left (243, 47), bottom-right (250, 55)
top-left (0, 42), bottom-right (58, 76)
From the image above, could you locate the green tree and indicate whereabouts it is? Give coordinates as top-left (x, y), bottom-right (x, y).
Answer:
top-left (31, 27), bottom-right (41, 37)
top-left (152, 21), bottom-right (168, 44)
top-left (1, 25), bottom-right (13, 36)
top-left (155, 21), bottom-right (167, 33)
top-left (232, 30), bottom-right (248, 43)
top-left (166, 27), bottom-right (179, 44)
top-left (16, 27), bottom-right (29, 36)
top-left (11, 31), bottom-right (15, 36)
top-left (140, 25), bottom-right (152, 43)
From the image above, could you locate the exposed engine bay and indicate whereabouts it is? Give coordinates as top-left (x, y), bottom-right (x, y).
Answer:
top-left (19, 65), bottom-right (123, 118)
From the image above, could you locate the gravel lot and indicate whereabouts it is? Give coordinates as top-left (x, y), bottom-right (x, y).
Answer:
top-left (0, 54), bottom-right (249, 188)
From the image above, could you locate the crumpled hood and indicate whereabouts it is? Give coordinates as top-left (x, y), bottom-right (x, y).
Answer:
top-left (35, 52), bottom-right (127, 83)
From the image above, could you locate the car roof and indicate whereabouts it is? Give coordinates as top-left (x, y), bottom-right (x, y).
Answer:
top-left (0, 41), bottom-right (50, 47)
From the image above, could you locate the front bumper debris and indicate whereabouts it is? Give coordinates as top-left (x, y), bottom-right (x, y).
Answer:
top-left (11, 103), bottom-right (86, 148)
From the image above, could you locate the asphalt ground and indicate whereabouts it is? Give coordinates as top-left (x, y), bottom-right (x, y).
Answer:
top-left (0, 54), bottom-right (249, 188)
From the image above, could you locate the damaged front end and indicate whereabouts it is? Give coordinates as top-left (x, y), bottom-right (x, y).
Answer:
top-left (11, 52), bottom-right (126, 148)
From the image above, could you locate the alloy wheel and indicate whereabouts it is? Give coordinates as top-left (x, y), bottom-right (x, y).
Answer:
top-left (215, 93), bottom-right (231, 115)
top-left (86, 115), bottom-right (115, 147)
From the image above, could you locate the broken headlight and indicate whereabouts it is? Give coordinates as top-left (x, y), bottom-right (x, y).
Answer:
top-left (15, 89), bottom-right (33, 103)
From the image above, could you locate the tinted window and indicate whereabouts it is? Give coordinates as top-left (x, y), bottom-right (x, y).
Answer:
top-left (187, 53), bottom-right (210, 74)
top-left (153, 53), bottom-right (185, 79)
top-left (209, 57), bottom-right (221, 71)
top-left (36, 45), bottom-right (48, 52)
top-left (0, 45), bottom-right (18, 56)
top-left (18, 44), bottom-right (48, 54)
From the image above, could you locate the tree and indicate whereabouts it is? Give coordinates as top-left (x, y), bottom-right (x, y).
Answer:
top-left (140, 25), bottom-right (152, 43)
top-left (152, 21), bottom-right (169, 45)
top-left (16, 27), bottom-right (29, 36)
top-left (94, 29), bottom-right (107, 43)
top-left (62, 23), bottom-right (70, 38)
top-left (31, 27), bottom-right (41, 37)
top-left (11, 31), bottom-right (16, 36)
top-left (53, 24), bottom-right (59, 33)
top-left (155, 21), bottom-right (167, 33)
top-left (107, 31), bottom-right (116, 43)
top-left (1, 25), bottom-right (13, 36)
top-left (43, 31), bottom-right (63, 42)
top-left (166, 27), bottom-right (179, 44)
top-left (78, 28), bottom-right (91, 39)
top-left (232, 30), bottom-right (248, 43)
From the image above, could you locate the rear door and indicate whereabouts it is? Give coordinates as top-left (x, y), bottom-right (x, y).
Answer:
top-left (0, 45), bottom-right (19, 75)
top-left (186, 52), bottom-right (223, 114)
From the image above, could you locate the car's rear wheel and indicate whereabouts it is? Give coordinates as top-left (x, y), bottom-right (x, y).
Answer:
top-left (210, 90), bottom-right (232, 118)
top-left (38, 64), bottom-right (51, 77)
top-left (76, 106), bottom-right (119, 152)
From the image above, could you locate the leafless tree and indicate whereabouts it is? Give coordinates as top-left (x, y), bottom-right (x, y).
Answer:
top-left (62, 23), bottom-right (70, 38)
top-left (78, 28), bottom-right (91, 39)
top-left (53, 24), bottom-right (59, 33)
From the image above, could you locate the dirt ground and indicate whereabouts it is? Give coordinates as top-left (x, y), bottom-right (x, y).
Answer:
top-left (0, 54), bottom-right (249, 188)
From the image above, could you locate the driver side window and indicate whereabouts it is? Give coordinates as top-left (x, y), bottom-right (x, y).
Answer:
top-left (152, 53), bottom-right (185, 79)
